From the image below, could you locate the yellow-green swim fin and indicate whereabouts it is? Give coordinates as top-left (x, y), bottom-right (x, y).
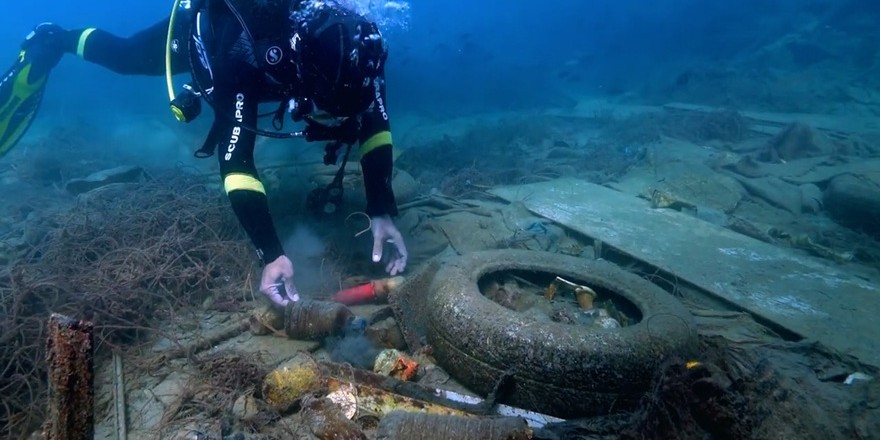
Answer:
top-left (0, 32), bottom-right (63, 158)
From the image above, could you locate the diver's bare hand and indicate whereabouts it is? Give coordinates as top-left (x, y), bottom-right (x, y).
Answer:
top-left (259, 255), bottom-right (299, 306)
top-left (371, 215), bottom-right (408, 275)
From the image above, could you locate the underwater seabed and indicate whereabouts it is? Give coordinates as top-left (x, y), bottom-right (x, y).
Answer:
top-left (3, 92), bottom-right (880, 437)
top-left (5, 0), bottom-right (880, 435)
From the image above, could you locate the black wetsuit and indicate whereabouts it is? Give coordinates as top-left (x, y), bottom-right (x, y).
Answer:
top-left (67, 5), bottom-right (397, 264)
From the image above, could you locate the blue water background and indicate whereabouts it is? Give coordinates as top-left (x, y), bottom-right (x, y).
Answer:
top-left (0, 1), bottom-right (876, 148)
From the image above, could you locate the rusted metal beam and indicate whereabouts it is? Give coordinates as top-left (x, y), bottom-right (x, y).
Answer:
top-left (43, 313), bottom-right (95, 440)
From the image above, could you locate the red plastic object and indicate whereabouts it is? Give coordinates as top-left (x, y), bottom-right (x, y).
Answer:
top-left (334, 282), bottom-right (377, 305)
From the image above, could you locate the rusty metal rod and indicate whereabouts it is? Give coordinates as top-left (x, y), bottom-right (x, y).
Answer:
top-left (43, 313), bottom-right (95, 440)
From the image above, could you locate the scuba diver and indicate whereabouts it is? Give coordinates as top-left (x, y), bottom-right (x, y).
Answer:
top-left (0, 0), bottom-right (407, 307)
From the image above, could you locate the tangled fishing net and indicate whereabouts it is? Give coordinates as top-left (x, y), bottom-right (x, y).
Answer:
top-left (0, 172), bottom-right (256, 438)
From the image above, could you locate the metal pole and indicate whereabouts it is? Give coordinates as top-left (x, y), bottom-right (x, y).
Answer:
top-left (43, 313), bottom-right (95, 440)
top-left (113, 352), bottom-right (128, 440)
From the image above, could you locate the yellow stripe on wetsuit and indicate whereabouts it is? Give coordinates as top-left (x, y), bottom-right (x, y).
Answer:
top-left (76, 28), bottom-right (97, 58)
top-left (360, 131), bottom-right (392, 156)
top-left (224, 173), bottom-right (265, 195)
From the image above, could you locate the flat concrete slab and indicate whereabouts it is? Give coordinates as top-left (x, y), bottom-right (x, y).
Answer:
top-left (492, 178), bottom-right (880, 367)
top-left (662, 102), bottom-right (880, 134)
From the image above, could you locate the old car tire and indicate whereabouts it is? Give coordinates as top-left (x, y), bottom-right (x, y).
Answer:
top-left (426, 250), bottom-right (698, 418)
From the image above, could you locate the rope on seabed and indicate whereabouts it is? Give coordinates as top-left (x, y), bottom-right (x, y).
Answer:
top-left (645, 313), bottom-right (696, 340)
top-left (345, 211), bottom-right (372, 237)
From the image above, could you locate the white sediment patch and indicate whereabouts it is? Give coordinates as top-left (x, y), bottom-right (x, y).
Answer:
top-left (716, 247), bottom-right (776, 262)
top-left (783, 271), bottom-right (878, 292)
top-left (714, 281), bottom-right (827, 317)
top-left (762, 294), bottom-right (826, 317)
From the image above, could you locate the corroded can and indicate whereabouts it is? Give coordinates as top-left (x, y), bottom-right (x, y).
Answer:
top-left (285, 299), bottom-right (354, 340)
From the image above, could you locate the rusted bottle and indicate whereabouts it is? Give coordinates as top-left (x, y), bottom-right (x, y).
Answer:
top-left (285, 299), bottom-right (354, 340)
top-left (301, 396), bottom-right (366, 440)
